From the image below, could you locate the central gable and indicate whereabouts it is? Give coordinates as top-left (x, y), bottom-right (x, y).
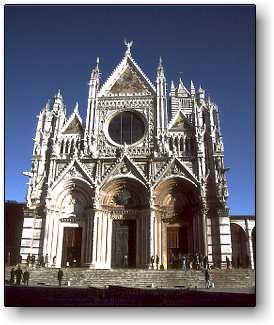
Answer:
top-left (109, 65), bottom-right (148, 95)
top-left (98, 55), bottom-right (156, 97)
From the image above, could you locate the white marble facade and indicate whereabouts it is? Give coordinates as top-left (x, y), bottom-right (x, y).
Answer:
top-left (20, 43), bottom-right (254, 269)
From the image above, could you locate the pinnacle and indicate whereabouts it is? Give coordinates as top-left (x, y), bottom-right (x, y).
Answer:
top-left (74, 101), bottom-right (79, 113)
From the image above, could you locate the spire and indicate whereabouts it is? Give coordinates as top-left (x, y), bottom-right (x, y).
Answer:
top-left (74, 101), bottom-right (79, 114)
top-left (198, 84), bottom-right (205, 101)
top-left (95, 57), bottom-right (100, 71)
top-left (157, 56), bottom-right (165, 78)
top-left (159, 56), bottom-right (163, 67)
top-left (52, 89), bottom-right (64, 111)
top-left (90, 57), bottom-right (100, 82)
top-left (190, 80), bottom-right (195, 96)
top-left (170, 80), bottom-right (175, 96)
top-left (44, 99), bottom-right (50, 111)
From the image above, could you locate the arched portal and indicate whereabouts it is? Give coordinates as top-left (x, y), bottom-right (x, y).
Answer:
top-left (154, 177), bottom-right (201, 269)
top-left (100, 177), bottom-right (149, 268)
top-left (47, 178), bottom-right (94, 268)
top-left (231, 224), bottom-right (249, 268)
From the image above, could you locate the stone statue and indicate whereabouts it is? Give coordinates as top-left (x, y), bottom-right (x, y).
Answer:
top-left (124, 39), bottom-right (133, 55)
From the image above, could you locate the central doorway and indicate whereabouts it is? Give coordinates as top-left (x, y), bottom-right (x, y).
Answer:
top-left (61, 227), bottom-right (82, 267)
top-left (111, 220), bottom-right (136, 268)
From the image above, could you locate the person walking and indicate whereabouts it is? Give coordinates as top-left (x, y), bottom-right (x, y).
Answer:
top-left (205, 269), bottom-right (214, 288)
top-left (9, 267), bottom-right (15, 285)
top-left (57, 268), bottom-right (64, 287)
top-left (15, 265), bottom-right (23, 285)
top-left (23, 269), bottom-right (30, 286)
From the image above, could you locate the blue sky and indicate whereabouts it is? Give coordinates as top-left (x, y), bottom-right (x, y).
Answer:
top-left (5, 5), bottom-right (255, 215)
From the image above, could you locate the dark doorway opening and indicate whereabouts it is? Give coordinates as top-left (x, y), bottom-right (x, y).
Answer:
top-left (111, 220), bottom-right (136, 268)
top-left (62, 227), bottom-right (82, 267)
top-left (167, 226), bottom-right (189, 269)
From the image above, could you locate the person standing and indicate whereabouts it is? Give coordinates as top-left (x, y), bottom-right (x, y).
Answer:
top-left (150, 255), bottom-right (155, 269)
top-left (226, 256), bottom-right (231, 269)
top-left (9, 267), bottom-right (15, 285)
top-left (31, 254), bottom-right (36, 267)
top-left (15, 265), bottom-right (23, 285)
top-left (155, 255), bottom-right (160, 270)
top-left (45, 254), bottom-right (49, 268)
top-left (203, 255), bottom-right (208, 270)
top-left (57, 268), bottom-right (64, 287)
top-left (26, 253), bottom-right (31, 267)
top-left (23, 269), bottom-right (30, 286)
top-left (181, 255), bottom-right (186, 271)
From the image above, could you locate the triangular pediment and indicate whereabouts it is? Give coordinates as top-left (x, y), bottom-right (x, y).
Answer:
top-left (98, 55), bottom-right (156, 97)
top-left (101, 155), bottom-right (148, 186)
top-left (62, 113), bottom-right (83, 134)
top-left (109, 65), bottom-right (148, 95)
top-left (153, 157), bottom-right (199, 187)
top-left (51, 159), bottom-right (94, 190)
top-left (169, 111), bottom-right (193, 131)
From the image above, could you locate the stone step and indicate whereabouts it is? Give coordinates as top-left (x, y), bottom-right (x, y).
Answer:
top-left (5, 267), bottom-right (255, 289)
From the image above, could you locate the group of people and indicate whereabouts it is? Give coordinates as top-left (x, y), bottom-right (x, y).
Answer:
top-left (9, 265), bottom-right (30, 286)
top-left (150, 255), bottom-right (160, 269)
top-left (9, 265), bottom-right (65, 287)
top-left (168, 252), bottom-right (210, 271)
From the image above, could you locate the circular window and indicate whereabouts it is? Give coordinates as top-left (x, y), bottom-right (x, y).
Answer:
top-left (108, 111), bottom-right (145, 145)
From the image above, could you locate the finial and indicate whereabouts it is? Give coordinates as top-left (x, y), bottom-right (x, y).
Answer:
top-left (57, 89), bottom-right (61, 96)
top-left (159, 56), bottom-right (162, 65)
top-left (124, 39), bottom-right (133, 56)
top-left (171, 80), bottom-right (175, 90)
top-left (74, 101), bottom-right (79, 113)
top-left (45, 99), bottom-right (50, 111)
top-left (191, 80), bottom-right (195, 89)
top-left (96, 57), bottom-right (100, 69)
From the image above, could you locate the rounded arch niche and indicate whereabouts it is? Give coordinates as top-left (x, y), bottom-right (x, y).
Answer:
top-left (100, 177), bottom-right (149, 210)
top-left (51, 178), bottom-right (94, 217)
top-left (154, 176), bottom-right (200, 219)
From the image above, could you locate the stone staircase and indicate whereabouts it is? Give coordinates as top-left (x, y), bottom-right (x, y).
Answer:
top-left (5, 267), bottom-right (255, 289)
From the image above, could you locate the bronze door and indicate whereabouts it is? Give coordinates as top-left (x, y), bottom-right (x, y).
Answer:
top-left (111, 220), bottom-right (136, 268)
top-left (62, 227), bottom-right (82, 267)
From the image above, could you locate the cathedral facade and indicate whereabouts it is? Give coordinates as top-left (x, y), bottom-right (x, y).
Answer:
top-left (20, 43), bottom-right (236, 270)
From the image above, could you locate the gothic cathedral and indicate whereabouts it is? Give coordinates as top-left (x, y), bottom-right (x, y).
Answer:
top-left (21, 43), bottom-right (232, 269)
